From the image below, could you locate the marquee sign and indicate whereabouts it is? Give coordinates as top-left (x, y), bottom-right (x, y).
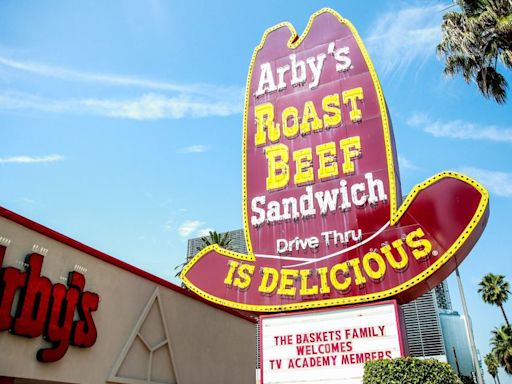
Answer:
top-left (181, 8), bottom-right (489, 312)
top-left (260, 301), bottom-right (404, 383)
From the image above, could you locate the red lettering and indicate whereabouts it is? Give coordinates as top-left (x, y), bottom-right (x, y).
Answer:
top-left (0, 246), bottom-right (27, 331)
top-left (69, 272), bottom-right (99, 348)
top-left (12, 254), bottom-right (52, 337)
top-left (0, 247), bottom-right (99, 362)
top-left (72, 291), bottom-right (99, 348)
top-left (37, 284), bottom-right (80, 362)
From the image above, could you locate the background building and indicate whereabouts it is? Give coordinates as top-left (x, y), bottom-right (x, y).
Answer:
top-left (439, 309), bottom-right (477, 378)
top-left (400, 287), bottom-right (447, 361)
top-left (435, 281), bottom-right (453, 311)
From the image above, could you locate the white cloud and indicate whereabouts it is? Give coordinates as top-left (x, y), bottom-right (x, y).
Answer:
top-left (365, 3), bottom-right (445, 75)
top-left (397, 154), bottom-right (419, 171)
top-left (0, 54), bottom-right (244, 119)
top-left (197, 228), bottom-right (214, 237)
top-left (407, 112), bottom-right (512, 143)
top-left (178, 220), bottom-right (205, 237)
top-left (0, 91), bottom-right (242, 120)
top-left (457, 167), bottom-right (512, 197)
top-left (406, 112), bottom-right (430, 127)
top-left (81, 94), bottom-right (240, 119)
top-left (176, 145), bottom-right (210, 154)
top-left (0, 154), bottom-right (64, 164)
top-left (0, 54), bottom-right (243, 99)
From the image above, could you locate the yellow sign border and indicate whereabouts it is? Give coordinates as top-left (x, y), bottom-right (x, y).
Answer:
top-left (181, 8), bottom-right (490, 312)
top-left (181, 171), bottom-right (489, 312)
top-left (241, 7), bottom-right (399, 255)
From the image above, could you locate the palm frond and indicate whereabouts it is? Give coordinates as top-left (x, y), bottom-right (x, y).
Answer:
top-left (438, 0), bottom-right (511, 102)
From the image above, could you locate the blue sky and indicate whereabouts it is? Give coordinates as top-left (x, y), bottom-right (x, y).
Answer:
top-left (1, 1), bottom-right (511, 381)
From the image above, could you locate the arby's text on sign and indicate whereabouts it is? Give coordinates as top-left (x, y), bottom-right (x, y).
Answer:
top-left (181, 8), bottom-right (489, 312)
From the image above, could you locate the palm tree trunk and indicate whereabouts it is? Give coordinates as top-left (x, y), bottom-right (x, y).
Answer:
top-left (496, 372), bottom-right (501, 384)
top-left (499, 304), bottom-right (510, 328)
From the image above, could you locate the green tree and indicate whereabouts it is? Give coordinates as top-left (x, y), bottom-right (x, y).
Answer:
top-left (363, 357), bottom-right (462, 384)
top-left (196, 230), bottom-right (233, 251)
top-left (491, 325), bottom-right (512, 374)
top-left (484, 352), bottom-right (501, 383)
top-left (478, 273), bottom-right (511, 327)
top-left (459, 376), bottom-right (476, 384)
top-left (437, 0), bottom-right (512, 103)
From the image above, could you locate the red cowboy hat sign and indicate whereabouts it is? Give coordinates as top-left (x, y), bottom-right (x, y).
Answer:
top-left (181, 8), bottom-right (489, 312)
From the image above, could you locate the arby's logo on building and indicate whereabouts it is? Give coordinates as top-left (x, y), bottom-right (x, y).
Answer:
top-left (0, 244), bottom-right (99, 362)
top-left (181, 8), bottom-right (489, 312)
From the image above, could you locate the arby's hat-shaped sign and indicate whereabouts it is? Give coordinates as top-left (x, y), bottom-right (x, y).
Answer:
top-left (181, 8), bottom-right (489, 312)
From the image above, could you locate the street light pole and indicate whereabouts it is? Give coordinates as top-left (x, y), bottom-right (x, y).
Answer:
top-left (456, 267), bottom-right (484, 384)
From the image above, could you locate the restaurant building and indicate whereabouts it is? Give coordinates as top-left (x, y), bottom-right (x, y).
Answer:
top-left (0, 207), bottom-right (256, 384)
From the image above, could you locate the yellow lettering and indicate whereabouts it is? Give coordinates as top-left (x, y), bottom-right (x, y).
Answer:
top-left (362, 252), bottom-right (386, 280)
top-left (342, 87), bottom-right (364, 122)
top-left (233, 263), bottom-right (255, 289)
top-left (224, 261), bottom-right (239, 285)
top-left (265, 144), bottom-right (289, 191)
top-left (278, 269), bottom-right (299, 296)
top-left (258, 267), bottom-right (279, 293)
top-left (316, 142), bottom-right (338, 180)
top-left (282, 106), bottom-right (299, 139)
top-left (255, 103), bottom-right (280, 146)
top-left (406, 228), bottom-right (432, 260)
top-left (348, 258), bottom-right (367, 286)
top-left (300, 101), bottom-right (323, 134)
top-left (293, 148), bottom-right (313, 185)
top-left (339, 136), bottom-right (361, 174)
top-left (381, 240), bottom-right (409, 270)
top-left (322, 93), bottom-right (342, 128)
top-left (317, 267), bottom-right (331, 294)
top-left (299, 269), bottom-right (318, 296)
top-left (330, 263), bottom-right (351, 291)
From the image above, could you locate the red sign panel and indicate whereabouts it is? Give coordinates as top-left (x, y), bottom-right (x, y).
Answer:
top-left (181, 8), bottom-right (489, 312)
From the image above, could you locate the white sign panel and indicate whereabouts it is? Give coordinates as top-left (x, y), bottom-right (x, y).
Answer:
top-left (260, 301), bottom-right (404, 384)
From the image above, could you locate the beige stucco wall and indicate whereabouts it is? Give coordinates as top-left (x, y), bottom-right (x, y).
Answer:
top-left (0, 215), bottom-right (256, 384)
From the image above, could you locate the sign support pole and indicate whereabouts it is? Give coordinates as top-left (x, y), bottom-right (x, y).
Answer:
top-left (456, 268), bottom-right (484, 384)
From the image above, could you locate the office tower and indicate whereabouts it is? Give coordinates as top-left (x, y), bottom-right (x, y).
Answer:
top-left (439, 309), bottom-right (479, 379)
top-left (435, 281), bottom-right (452, 310)
top-left (400, 289), bottom-right (447, 360)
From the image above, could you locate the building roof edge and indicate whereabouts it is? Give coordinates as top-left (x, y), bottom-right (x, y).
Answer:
top-left (0, 206), bottom-right (257, 324)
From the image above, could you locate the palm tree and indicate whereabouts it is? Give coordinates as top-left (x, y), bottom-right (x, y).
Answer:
top-left (490, 325), bottom-right (512, 374)
top-left (478, 273), bottom-right (511, 327)
top-left (484, 352), bottom-right (501, 383)
top-left (437, 0), bottom-right (512, 103)
top-left (196, 230), bottom-right (233, 251)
